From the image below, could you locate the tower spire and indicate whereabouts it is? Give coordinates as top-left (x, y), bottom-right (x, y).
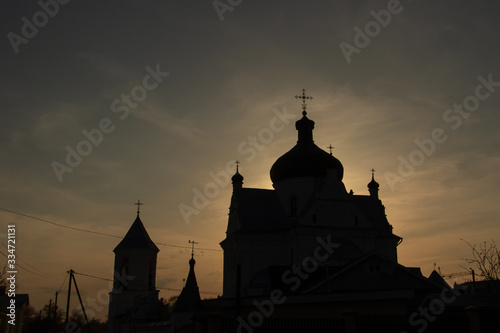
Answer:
top-left (172, 241), bottom-right (201, 312)
top-left (368, 169), bottom-right (380, 199)
top-left (231, 160), bottom-right (244, 190)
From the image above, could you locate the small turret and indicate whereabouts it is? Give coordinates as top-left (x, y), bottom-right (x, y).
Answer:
top-left (231, 161), bottom-right (244, 191)
top-left (368, 169), bottom-right (380, 199)
top-left (172, 241), bottom-right (201, 312)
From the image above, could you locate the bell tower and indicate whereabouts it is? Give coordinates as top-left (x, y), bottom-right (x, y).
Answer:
top-left (107, 201), bottom-right (161, 333)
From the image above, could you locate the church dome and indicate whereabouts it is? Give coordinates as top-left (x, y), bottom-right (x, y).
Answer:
top-left (368, 170), bottom-right (379, 189)
top-left (231, 168), bottom-right (244, 183)
top-left (368, 177), bottom-right (379, 189)
top-left (270, 111), bottom-right (344, 184)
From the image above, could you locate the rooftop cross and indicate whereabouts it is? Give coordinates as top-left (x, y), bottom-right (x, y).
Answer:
top-left (235, 160), bottom-right (240, 172)
top-left (371, 169), bottom-right (376, 178)
top-left (134, 200), bottom-right (143, 214)
top-left (327, 144), bottom-right (334, 155)
top-left (188, 240), bottom-right (199, 258)
top-left (295, 88), bottom-right (313, 115)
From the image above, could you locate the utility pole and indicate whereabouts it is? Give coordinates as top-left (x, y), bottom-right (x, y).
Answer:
top-left (71, 272), bottom-right (90, 328)
top-left (65, 269), bottom-right (73, 324)
top-left (471, 268), bottom-right (476, 294)
top-left (54, 291), bottom-right (59, 322)
top-left (48, 299), bottom-right (52, 319)
top-left (64, 269), bottom-right (92, 332)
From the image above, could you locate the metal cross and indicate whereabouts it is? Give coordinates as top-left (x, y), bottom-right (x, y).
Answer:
top-left (188, 240), bottom-right (199, 258)
top-left (134, 200), bottom-right (143, 214)
top-left (327, 144), bottom-right (334, 155)
top-left (371, 168), bottom-right (376, 177)
top-left (235, 160), bottom-right (240, 171)
top-left (295, 88), bottom-right (313, 114)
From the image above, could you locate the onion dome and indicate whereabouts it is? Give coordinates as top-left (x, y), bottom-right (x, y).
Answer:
top-left (270, 111), bottom-right (344, 184)
top-left (232, 162), bottom-right (244, 192)
top-left (368, 169), bottom-right (379, 199)
top-left (368, 169), bottom-right (379, 190)
top-left (231, 164), bottom-right (244, 183)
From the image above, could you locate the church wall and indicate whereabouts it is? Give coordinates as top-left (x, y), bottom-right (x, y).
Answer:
top-left (114, 248), bottom-right (157, 291)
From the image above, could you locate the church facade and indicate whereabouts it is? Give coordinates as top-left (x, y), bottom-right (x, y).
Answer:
top-left (107, 92), bottom-right (493, 333)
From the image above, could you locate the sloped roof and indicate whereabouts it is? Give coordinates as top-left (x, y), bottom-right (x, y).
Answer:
top-left (230, 188), bottom-right (289, 232)
top-left (428, 270), bottom-right (452, 290)
top-left (172, 258), bottom-right (201, 312)
top-left (352, 195), bottom-right (392, 231)
top-left (114, 214), bottom-right (159, 252)
top-left (302, 252), bottom-right (444, 295)
top-left (247, 252), bottom-right (444, 297)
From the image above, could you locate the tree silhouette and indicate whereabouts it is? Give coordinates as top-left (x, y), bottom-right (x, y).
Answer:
top-left (461, 239), bottom-right (500, 293)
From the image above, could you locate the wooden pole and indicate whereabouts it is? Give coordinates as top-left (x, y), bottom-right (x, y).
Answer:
top-left (71, 273), bottom-right (91, 329)
top-left (54, 291), bottom-right (59, 322)
top-left (65, 270), bottom-right (73, 324)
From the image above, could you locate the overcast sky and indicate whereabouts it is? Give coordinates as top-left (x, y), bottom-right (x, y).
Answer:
top-left (1, 0), bottom-right (499, 319)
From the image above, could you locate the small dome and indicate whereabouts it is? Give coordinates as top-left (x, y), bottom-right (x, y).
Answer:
top-left (231, 167), bottom-right (244, 183)
top-left (368, 173), bottom-right (379, 189)
top-left (270, 112), bottom-right (344, 184)
top-left (189, 257), bottom-right (196, 267)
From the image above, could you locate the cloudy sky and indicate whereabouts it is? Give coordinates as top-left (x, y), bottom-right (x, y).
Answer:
top-left (1, 0), bottom-right (499, 319)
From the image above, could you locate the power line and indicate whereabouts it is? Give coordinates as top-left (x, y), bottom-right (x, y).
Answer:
top-left (58, 273), bottom-right (69, 293)
top-left (0, 207), bottom-right (222, 252)
top-left (73, 271), bottom-right (220, 295)
top-left (73, 271), bottom-right (112, 282)
top-left (0, 249), bottom-right (55, 277)
top-left (1, 241), bottom-right (55, 276)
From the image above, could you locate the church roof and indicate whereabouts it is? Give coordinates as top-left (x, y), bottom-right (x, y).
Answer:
top-left (114, 214), bottom-right (159, 252)
top-left (172, 257), bottom-right (201, 312)
top-left (428, 270), bottom-right (452, 290)
top-left (248, 252), bottom-right (444, 297)
top-left (228, 188), bottom-right (289, 233)
top-left (352, 195), bottom-right (393, 232)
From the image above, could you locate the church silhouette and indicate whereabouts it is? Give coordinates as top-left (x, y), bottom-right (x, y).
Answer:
top-left (107, 91), bottom-right (496, 333)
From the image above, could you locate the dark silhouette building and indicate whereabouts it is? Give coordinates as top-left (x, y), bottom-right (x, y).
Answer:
top-left (108, 93), bottom-right (499, 332)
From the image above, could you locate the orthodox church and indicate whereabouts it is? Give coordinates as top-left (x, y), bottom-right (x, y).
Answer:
top-left (107, 91), bottom-right (489, 333)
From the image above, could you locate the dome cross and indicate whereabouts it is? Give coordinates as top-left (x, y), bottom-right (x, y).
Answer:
top-left (188, 240), bottom-right (199, 259)
top-left (295, 88), bottom-right (313, 115)
top-left (328, 144), bottom-right (335, 155)
top-left (134, 200), bottom-right (143, 214)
